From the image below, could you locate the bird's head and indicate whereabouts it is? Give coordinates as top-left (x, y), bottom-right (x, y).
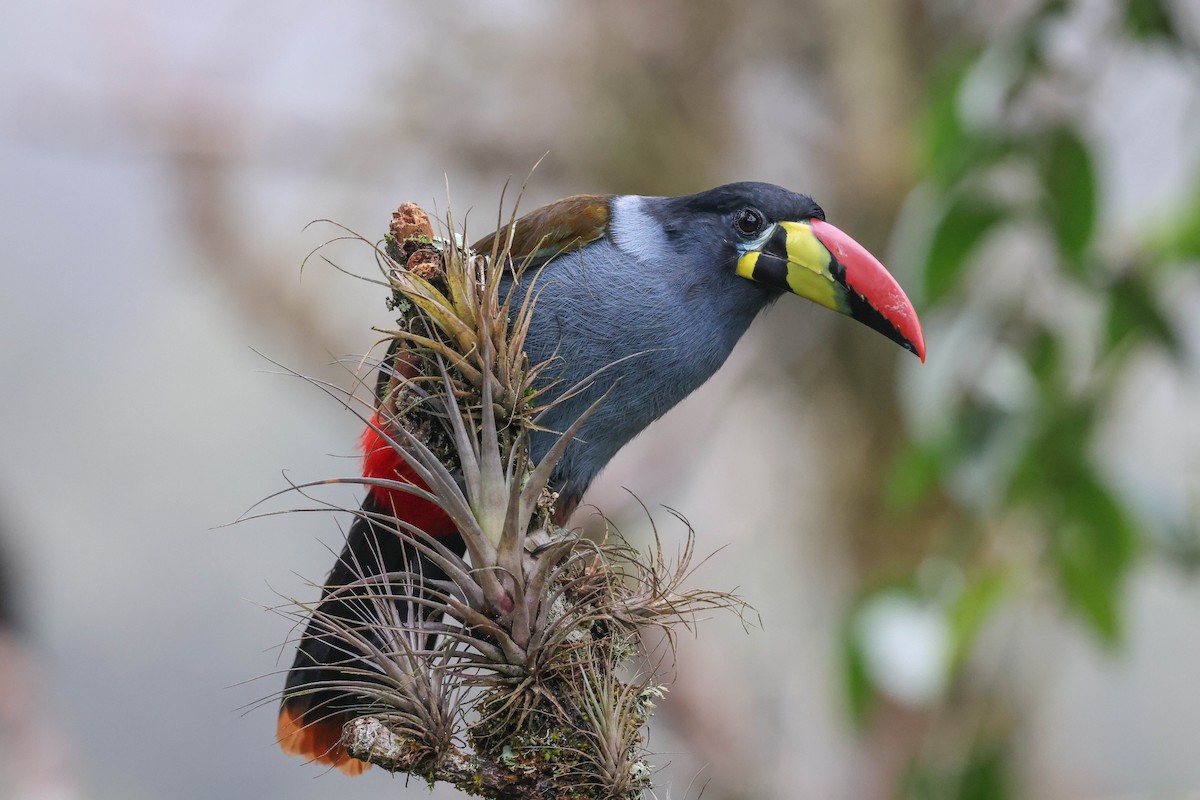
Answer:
top-left (625, 182), bottom-right (925, 361)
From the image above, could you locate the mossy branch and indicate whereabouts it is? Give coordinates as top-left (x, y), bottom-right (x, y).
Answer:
top-left (345, 717), bottom-right (584, 800)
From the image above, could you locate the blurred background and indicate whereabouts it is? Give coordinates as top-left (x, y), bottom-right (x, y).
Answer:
top-left (2, 0), bottom-right (1200, 798)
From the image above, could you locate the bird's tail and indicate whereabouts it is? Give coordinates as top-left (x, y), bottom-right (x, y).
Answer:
top-left (276, 493), bottom-right (464, 774)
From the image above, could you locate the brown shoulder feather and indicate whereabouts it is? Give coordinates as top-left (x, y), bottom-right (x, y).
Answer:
top-left (472, 194), bottom-right (611, 266)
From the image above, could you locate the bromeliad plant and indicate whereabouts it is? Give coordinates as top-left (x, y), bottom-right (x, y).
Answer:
top-left (280, 196), bottom-right (746, 799)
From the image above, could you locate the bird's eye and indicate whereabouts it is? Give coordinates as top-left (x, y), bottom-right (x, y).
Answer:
top-left (734, 207), bottom-right (764, 238)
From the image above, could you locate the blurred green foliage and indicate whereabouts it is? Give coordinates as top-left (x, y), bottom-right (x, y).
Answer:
top-left (845, 0), bottom-right (1200, 795)
top-left (923, 198), bottom-right (1003, 303)
top-left (904, 0), bottom-right (1195, 645)
top-left (903, 741), bottom-right (1012, 800)
top-left (1040, 127), bottom-right (1096, 271)
top-left (1124, 0), bottom-right (1178, 40)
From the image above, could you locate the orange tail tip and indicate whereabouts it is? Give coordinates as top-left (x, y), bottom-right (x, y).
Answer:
top-left (277, 704), bottom-right (369, 776)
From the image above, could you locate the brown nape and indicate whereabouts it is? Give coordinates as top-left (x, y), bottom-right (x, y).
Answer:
top-left (277, 704), bottom-right (370, 776)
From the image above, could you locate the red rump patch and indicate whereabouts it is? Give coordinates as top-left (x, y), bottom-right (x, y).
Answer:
top-left (361, 413), bottom-right (458, 538)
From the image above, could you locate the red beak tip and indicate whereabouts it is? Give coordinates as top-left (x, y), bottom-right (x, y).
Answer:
top-left (910, 329), bottom-right (926, 363)
top-left (810, 219), bottom-right (926, 362)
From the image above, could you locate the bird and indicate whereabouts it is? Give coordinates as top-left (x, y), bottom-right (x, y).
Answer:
top-left (276, 181), bottom-right (925, 773)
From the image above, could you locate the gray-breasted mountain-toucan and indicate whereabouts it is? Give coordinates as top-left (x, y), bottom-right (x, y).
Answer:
top-left (278, 182), bottom-right (925, 773)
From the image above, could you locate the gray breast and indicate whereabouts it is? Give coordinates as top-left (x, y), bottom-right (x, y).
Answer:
top-left (515, 233), bottom-right (771, 503)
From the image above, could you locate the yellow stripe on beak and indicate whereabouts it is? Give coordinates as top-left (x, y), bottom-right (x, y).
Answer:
top-left (777, 221), bottom-right (842, 313)
top-left (735, 221), bottom-right (846, 313)
top-left (735, 249), bottom-right (760, 280)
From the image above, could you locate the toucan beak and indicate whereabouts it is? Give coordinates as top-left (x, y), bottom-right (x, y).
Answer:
top-left (735, 219), bottom-right (926, 361)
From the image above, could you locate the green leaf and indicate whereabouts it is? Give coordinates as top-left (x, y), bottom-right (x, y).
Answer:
top-left (921, 52), bottom-right (1001, 188)
top-left (958, 742), bottom-right (1013, 800)
top-left (1008, 399), bottom-right (1095, 504)
top-left (1055, 530), bottom-right (1121, 642)
top-left (1041, 128), bottom-right (1097, 271)
top-left (1027, 328), bottom-right (1063, 399)
top-left (1124, 0), bottom-right (1177, 41)
top-left (949, 569), bottom-right (1010, 668)
top-left (842, 623), bottom-right (875, 726)
top-left (924, 197), bottom-right (1003, 302)
top-left (1040, 0), bottom-right (1070, 18)
top-left (1005, 399), bottom-right (1140, 643)
top-left (1051, 469), bottom-right (1139, 645)
top-left (1156, 176), bottom-right (1200, 262)
top-left (900, 741), bottom-right (1012, 800)
top-left (1105, 271), bottom-right (1181, 356)
top-left (886, 441), bottom-right (946, 509)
